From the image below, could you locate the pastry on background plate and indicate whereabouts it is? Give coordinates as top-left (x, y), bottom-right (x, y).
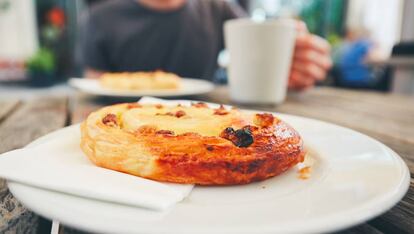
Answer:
top-left (99, 70), bottom-right (180, 90)
top-left (80, 102), bottom-right (305, 185)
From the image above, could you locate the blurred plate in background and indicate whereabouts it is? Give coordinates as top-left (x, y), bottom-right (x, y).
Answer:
top-left (68, 78), bottom-right (214, 97)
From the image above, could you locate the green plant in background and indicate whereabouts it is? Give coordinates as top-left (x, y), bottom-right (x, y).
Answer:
top-left (24, 5), bottom-right (65, 84)
top-left (252, 0), bottom-right (346, 41)
top-left (26, 48), bottom-right (56, 73)
top-left (327, 33), bottom-right (343, 47)
top-left (0, 0), bottom-right (10, 12)
top-left (299, 0), bottom-right (345, 38)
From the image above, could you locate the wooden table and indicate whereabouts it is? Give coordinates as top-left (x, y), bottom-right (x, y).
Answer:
top-left (0, 86), bottom-right (413, 234)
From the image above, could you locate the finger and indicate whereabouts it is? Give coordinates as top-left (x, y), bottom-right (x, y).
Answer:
top-left (291, 62), bottom-right (326, 81)
top-left (296, 34), bottom-right (331, 54)
top-left (294, 50), bottom-right (333, 70)
top-left (288, 79), bottom-right (308, 90)
top-left (290, 82), bottom-right (313, 92)
top-left (288, 70), bottom-right (316, 89)
top-left (288, 77), bottom-right (313, 91)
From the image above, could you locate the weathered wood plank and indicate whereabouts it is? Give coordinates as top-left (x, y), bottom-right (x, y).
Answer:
top-left (0, 100), bottom-right (20, 123)
top-left (335, 223), bottom-right (383, 234)
top-left (0, 97), bottom-right (68, 153)
top-left (314, 87), bottom-right (414, 111)
top-left (284, 88), bottom-right (414, 143)
top-left (0, 97), bottom-right (68, 233)
top-left (369, 179), bottom-right (414, 234)
top-left (59, 226), bottom-right (92, 234)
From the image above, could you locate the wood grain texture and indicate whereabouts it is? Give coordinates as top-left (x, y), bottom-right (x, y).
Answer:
top-left (0, 97), bottom-right (68, 233)
top-left (0, 100), bottom-right (20, 124)
top-left (0, 97), bottom-right (68, 153)
top-left (336, 223), bottom-right (383, 234)
top-left (203, 86), bottom-right (414, 234)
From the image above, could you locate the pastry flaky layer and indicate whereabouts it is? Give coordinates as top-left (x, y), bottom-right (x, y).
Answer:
top-left (99, 70), bottom-right (180, 90)
top-left (80, 102), bottom-right (305, 185)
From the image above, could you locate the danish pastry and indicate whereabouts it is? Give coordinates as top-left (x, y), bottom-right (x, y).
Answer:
top-left (80, 102), bottom-right (305, 185)
top-left (99, 70), bottom-right (180, 90)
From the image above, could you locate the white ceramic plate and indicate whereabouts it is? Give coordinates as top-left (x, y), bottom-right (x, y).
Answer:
top-left (8, 114), bottom-right (410, 234)
top-left (68, 78), bottom-right (214, 97)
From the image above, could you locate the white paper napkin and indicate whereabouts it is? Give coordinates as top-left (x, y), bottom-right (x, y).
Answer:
top-left (0, 97), bottom-right (198, 211)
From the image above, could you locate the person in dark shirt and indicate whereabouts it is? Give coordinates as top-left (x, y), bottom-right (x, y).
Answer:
top-left (82, 0), bottom-right (332, 90)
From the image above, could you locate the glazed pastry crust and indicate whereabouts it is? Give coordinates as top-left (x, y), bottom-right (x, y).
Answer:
top-left (80, 103), bottom-right (305, 185)
top-left (99, 70), bottom-right (180, 90)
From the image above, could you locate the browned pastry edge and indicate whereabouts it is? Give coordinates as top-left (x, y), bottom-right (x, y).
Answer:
top-left (80, 103), bottom-right (305, 185)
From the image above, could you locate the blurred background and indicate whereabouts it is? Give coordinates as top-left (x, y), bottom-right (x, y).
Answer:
top-left (0, 0), bottom-right (413, 94)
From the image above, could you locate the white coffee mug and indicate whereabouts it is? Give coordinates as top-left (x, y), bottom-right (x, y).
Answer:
top-left (224, 18), bottom-right (296, 104)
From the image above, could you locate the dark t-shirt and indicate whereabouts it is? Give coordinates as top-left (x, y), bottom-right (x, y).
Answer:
top-left (82, 0), bottom-right (245, 80)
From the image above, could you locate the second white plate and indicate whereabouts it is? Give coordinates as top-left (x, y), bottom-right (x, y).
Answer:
top-left (68, 77), bottom-right (214, 97)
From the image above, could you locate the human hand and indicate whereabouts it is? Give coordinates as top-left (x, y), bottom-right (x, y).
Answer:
top-left (288, 22), bottom-right (332, 91)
